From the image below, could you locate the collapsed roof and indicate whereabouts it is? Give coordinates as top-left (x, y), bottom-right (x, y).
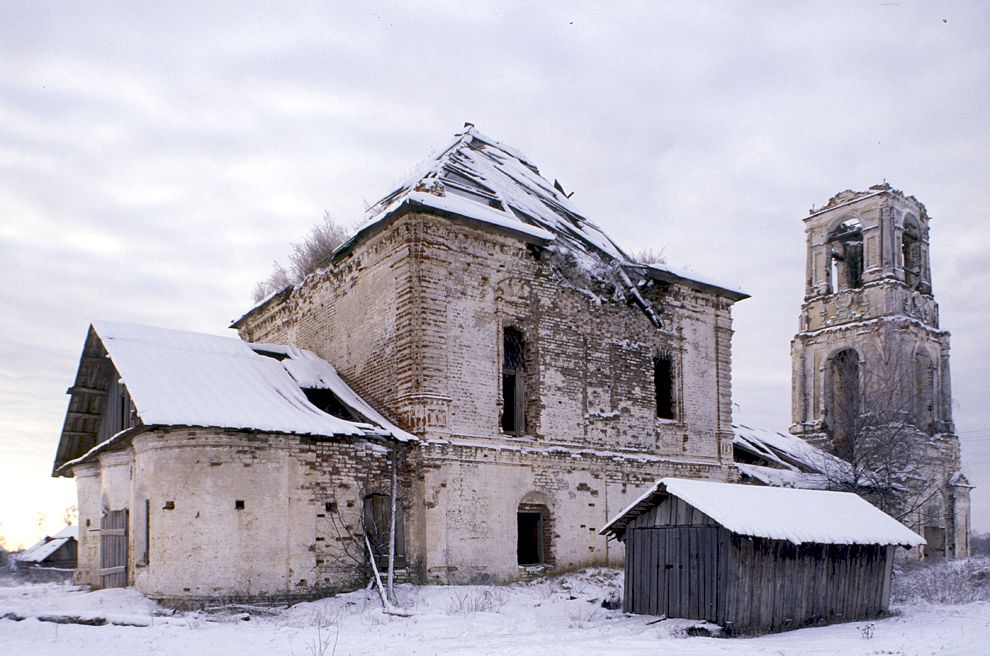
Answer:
top-left (352, 126), bottom-right (747, 309)
top-left (53, 322), bottom-right (413, 475)
top-left (600, 477), bottom-right (925, 548)
top-left (732, 423), bottom-right (857, 490)
top-left (231, 125), bottom-right (747, 327)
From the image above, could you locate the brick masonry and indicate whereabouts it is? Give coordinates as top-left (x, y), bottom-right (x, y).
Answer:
top-left (73, 209), bottom-right (744, 601)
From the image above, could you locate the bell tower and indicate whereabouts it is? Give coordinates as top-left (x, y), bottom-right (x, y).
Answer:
top-left (790, 183), bottom-right (970, 557)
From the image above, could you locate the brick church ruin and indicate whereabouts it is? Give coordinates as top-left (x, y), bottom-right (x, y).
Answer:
top-left (789, 184), bottom-right (970, 558)
top-left (51, 127), bottom-right (969, 603)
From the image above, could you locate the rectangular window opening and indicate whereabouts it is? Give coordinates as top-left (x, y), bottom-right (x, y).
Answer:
top-left (235, 500), bottom-right (245, 510)
top-left (517, 512), bottom-right (544, 565)
top-left (363, 494), bottom-right (406, 569)
top-left (141, 498), bottom-right (150, 566)
top-left (501, 327), bottom-right (526, 434)
top-left (501, 373), bottom-right (517, 433)
top-left (654, 356), bottom-right (675, 420)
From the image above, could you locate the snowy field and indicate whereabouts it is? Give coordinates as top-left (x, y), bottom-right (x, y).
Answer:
top-left (1, 564), bottom-right (988, 656)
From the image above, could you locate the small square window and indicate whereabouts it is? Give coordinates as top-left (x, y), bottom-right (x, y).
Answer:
top-left (235, 500), bottom-right (245, 510)
top-left (163, 501), bottom-right (175, 511)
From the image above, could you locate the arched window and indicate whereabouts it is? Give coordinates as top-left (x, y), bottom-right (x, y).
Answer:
top-left (826, 349), bottom-right (860, 451)
top-left (501, 327), bottom-right (526, 434)
top-left (828, 218), bottom-right (864, 291)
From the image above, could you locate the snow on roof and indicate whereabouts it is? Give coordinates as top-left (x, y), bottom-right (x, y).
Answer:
top-left (248, 344), bottom-right (416, 442)
top-left (230, 284), bottom-right (293, 329)
top-left (641, 262), bottom-right (748, 300)
top-left (354, 126), bottom-right (620, 256)
top-left (733, 423), bottom-right (855, 485)
top-left (90, 321), bottom-right (398, 441)
top-left (735, 463), bottom-right (831, 490)
top-left (53, 525), bottom-right (78, 539)
top-left (336, 126), bottom-right (744, 309)
top-left (17, 527), bottom-right (78, 564)
top-left (601, 477), bottom-right (925, 547)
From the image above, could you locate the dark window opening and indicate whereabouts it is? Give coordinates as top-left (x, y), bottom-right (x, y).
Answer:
top-left (517, 512), bottom-right (544, 565)
top-left (827, 349), bottom-right (860, 454)
top-left (828, 220), bottom-right (864, 291)
top-left (120, 390), bottom-right (128, 430)
top-left (903, 226), bottom-right (922, 288)
top-left (142, 498), bottom-right (150, 565)
top-left (304, 388), bottom-right (361, 421)
top-left (915, 350), bottom-right (935, 429)
top-left (162, 500), bottom-right (175, 510)
top-left (654, 356), bottom-right (675, 420)
top-left (363, 493), bottom-right (406, 569)
top-left (235, 500), bottom-right (245, 510)
top-left (501, 327), bottom-right (525, 434)
top-left (923, 525), bottom-right (946, 559)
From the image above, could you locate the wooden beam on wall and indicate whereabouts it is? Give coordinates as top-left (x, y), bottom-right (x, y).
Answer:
top-left (67, 411), bottom-right (102, 420)
top-left (67, 386), bottom-right (108, 396)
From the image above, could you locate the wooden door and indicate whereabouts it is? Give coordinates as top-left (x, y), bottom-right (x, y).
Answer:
top-left (100, 509), bottom-right (129, 588)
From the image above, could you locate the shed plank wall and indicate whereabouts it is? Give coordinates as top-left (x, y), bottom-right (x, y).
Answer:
top-left (622, 502), bottom-right (896, 634)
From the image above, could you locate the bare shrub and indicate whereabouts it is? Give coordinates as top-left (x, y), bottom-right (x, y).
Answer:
top-left (891, 556), bottom-right (990, 605)
top-left (308, 620), bottom-right (339, 656)
top-left (253, 212), bottom-right (353, 302)
top-left (446, 588), bottom-right (507, 615)
top-left (971, 533), bottom-right (990, 556)
top-left (631, 247), bottom-right (666, 266)
top-left (252, 262), bottom-right (291, 304)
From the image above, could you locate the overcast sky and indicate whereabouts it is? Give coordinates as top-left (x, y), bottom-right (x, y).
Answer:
top-left (1, 1), bottom-right (987, 549)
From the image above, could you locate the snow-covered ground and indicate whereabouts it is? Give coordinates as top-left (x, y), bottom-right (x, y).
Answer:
top-left (1, 566), bottom-right (987, 655)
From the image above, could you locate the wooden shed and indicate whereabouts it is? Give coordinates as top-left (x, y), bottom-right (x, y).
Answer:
top-left (601, 478), bottom-right (925, 634)
top-left (15, 525), bottom-right (79, 570)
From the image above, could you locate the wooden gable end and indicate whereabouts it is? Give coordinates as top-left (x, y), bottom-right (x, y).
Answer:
top-left (52, 327), bottom-right (139, 475)
top-left (626, 495), bottom-right (719, 531)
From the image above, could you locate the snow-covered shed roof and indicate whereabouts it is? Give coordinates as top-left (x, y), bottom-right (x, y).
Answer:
top-left (732, 423), bottom-right (855, 488)
top-left (54, 322), bottom-right (414, 474)
top-left (600, 477), bottom-right (925, 548)
top-left (17, 526), bottom-right (78, 564)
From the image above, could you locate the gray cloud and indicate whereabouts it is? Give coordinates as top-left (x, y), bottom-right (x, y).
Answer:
top-left (1, 0), bottom-right (987, 545)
